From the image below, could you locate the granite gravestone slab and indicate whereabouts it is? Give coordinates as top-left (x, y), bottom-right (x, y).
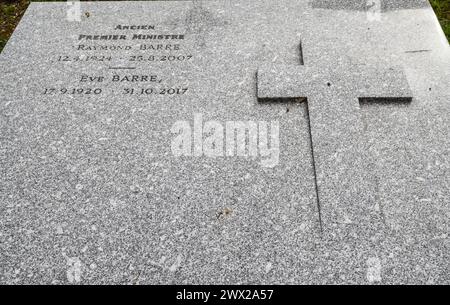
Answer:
top-left (0, 0), bottom-right (449, 284)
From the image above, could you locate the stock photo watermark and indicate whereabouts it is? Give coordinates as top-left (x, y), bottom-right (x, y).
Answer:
top-left (171, 114), bottom-right (280, 168)
top-left (67, 1), bottom-right (81, 22)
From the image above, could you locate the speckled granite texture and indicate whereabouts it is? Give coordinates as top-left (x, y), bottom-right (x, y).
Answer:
top-left (0, 0), bottom-right (449, 284)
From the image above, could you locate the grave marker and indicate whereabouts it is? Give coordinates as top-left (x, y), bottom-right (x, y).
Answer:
top-left (257, 41), bottom-right (412, 230)
top-left (0, 0), bottom-right (448, 284)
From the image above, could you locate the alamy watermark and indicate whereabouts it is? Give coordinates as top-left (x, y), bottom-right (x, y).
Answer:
top-left (67, 1), bottom-right (81, 22)
top-left (171, 114), bottom-right (280, 168)
top-left (366, 0), bottom-right (382, 22)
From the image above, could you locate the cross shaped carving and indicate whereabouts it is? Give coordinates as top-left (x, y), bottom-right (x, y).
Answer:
top-left (257, 42), bottom-right (413, 232)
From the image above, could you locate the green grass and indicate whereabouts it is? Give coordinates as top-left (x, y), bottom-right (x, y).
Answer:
top-left (0, 0), bottom-right (29, 52)
top-left (0, 0), bottom-right (449, 54)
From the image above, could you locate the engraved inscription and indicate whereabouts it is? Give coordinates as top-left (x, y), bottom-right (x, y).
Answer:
top-left (47, 24), bottom-right (193, 97)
